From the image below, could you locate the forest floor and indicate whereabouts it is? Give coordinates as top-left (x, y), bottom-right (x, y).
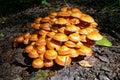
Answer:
top-left (0, 0), bottom-right (120, 80)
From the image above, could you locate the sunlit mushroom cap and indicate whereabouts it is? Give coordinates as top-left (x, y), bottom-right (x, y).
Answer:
top-left (65, 25), bottom-right (80, 32)
top-left (28, 49), bottom-right (39, 58)
top-left (80, 35), bottom-right (87, 42)
top-left (35, 36), bottom-right (46, 46)
top-left (36, 45), bottom-right (46, 54)
top-left (64, 41), bottom-right (76, 48)
top-left (69, 33), bottom-right (80, 42)
top-left (55, 18), bottom-right (68, 25)
top-left (58, 45), bottom-right (70, 55)
top-left (71, 11), bottom-right (82, 18)
top-left (53, 33), bottom-right (68, 42)
top-left (25, 45), bottom-right (34, 53)
top-left (80, 14), bottom-right (95, 23)
top-left (45, 50), bottom-right (58, 60)
top-left (76, 41), bottom-right (83, 48)
top-left (68, 48), bottom-right (79, 58)
top-left (77, 45), bottom-right (93, 56)
top-left (55, 55), bottom-right (71, 66)
top-left (87, 31), bottom-right (103, 41)
top-left (32, 58), bottom-right (44, 68)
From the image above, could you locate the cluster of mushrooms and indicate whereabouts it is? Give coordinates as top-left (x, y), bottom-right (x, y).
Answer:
top-left (14, 6), bottom-right (103, 68)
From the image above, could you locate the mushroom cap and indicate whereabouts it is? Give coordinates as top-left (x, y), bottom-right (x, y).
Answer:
top-left (44, 59), bottom-right (54, 67)
top-left (55, 55), bottom-right (71, 66)
top-left (53, 33), bottom-right (68, 42)
top-left (34, 17), bottom-right (42, 23)
top-left (35, 36), bottom-right (46, 46)
top-left (28, 49), bottom-right (39, 58)
top-left (32, 58), bottom-right (44, 68)
top-left (46, 38), bottom-right (61, 50)
top-left (80, 14), bottom-right (95, 23)
top-left (38, 53), bottom-right (45, 60)
top-left (47, 31), bottom-right (56, 38)
top-left (64, 41), bottom-right (76, 48)
top-left (76, 41), bottom-right (83, 48)
top-left (30, 34), bottom-right (38, 41)
top-left (14, 36), bottom-right (24, 43)
top-left (77, 46), bottom-right (93, 56)
top-left (87, 31), bottom-right (103, 41)
top-left (65, 25), bottom-right (80, 32)
top-left (58, 12), bottom-right (70, 17)
top-left (80, 35), bottom-right (87, 42)
top-left (38, 30), bottom-right (48, 36)
top-left (55, 18), bottom-right (68, 25)
top-left (68, 48), bottom-right (79, 58)
top-left (69, 33), bottom-right (80, 42)
top-left (41, 16), bottom-right (51, 23)
top-left (30, 23), bottom-right (40, 29)
top-left (58, 27), bottom-right (65, 33)
top-left (58, 46), bottom-right (70, 55)
top-left (71, 11), bottom-right (82, 18)
top-left (60, 6), bottom-right (68, 12)
top-left (25, 45), bottom-right (34, 53)
top-left (24, 32), bottom-right (31, 39)
top-left (40, 23), bottom-right (51, 31)
top-left (36, 45), bottom-right (46, 54)
top-left (71, 8), bottom-right (82, 12)
top-left (69, 18), bottom-right (80, 24)
top-left (45, 50), bottom-right (58, 60)
top-left (49, 12), bottom-right (58, 18)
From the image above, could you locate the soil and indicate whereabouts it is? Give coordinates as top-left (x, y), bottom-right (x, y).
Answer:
top-left (0, 0), bottom-right (120, 80)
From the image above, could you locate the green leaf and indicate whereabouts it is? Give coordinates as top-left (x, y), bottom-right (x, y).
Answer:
top-left (0, 33), bottom-right (4, 37)
top-left (42, 0), bottom-right (47, 5)
top-left (95, 37), bottom-right (112, 47)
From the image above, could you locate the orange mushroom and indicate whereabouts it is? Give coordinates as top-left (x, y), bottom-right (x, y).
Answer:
top-left (28, 49), bottom-right (39, 58)
top-left (68, 48), bottom-right (79, 58)
top-left (25, 45), bottom-right (34, 53)
top-left (58, 45), bottom-right (70, 55)
top-left (77, 45), bottom-right (93, 56)
top-left (53, 33), bottom-right (68, 42)
top-left (65, 25), bottom-right (80, 32)
top-left (45, 50), bottom-right (58, 60)
top-left (32, 58), bottom-right (44, 68)
top-left (87, 31), bottom-right (103, 41)
top-left (55, 18), bottom-right (68, 25)
top-left (69, 33), bottom-right (80, 42)
top-left (36, 45), bottom-right (46, 54)
top-left (55, 55), bottom-right (71, 66)
top-left (80, 14), bottom-right (95, 23)
top-left (64, 41), bottom-right (76, 48)
top-left (44, 59), bottom-right (54, 67)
